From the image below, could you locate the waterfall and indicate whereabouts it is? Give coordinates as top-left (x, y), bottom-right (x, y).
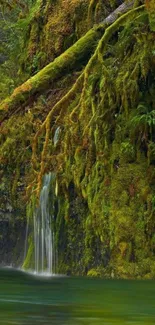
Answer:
top-left (53, 126), bottom-right (61, 147)
top-left (23, 214), bottom-right (30, 263)
top-left (33, 173), bottom-right (55, 274)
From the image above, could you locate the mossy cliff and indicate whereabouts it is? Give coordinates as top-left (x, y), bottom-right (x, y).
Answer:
top-left (1, 0), bottom-right (155, 278)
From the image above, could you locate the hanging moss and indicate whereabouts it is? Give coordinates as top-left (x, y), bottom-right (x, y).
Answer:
top-left (145, 0), bottom-right (155, 31)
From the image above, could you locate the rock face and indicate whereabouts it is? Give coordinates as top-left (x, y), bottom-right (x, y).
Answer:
top-left (0, 218), bottom-right (26, 267)
top-left (0, 177), bottom-right (26, 266)
top-left (1, 0), bottom-right (155, 279)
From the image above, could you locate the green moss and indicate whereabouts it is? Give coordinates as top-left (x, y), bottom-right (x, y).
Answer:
top-left (87, 268), bottom-right (101, 277)
top-left (146, 0), bottom-right (155, 31)
top-left (22, 236), bottom-right (34, 270)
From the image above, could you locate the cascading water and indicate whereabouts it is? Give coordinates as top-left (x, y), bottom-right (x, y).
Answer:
top-left (23, 133), bottom-right (58, 274)
top-left (33, 173), bottom-right (55, 274)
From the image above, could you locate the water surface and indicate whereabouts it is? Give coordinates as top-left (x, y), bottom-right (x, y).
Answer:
top-left (0, 268), bottom-right (155, 324)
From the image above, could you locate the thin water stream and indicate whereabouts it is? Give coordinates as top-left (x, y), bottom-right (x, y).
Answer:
top-left (24, 173), bottom-right (56, 275)
top-left (34, 173), bottom-right (54, 274)
top-left (1, 267), bottom-right (155, 325)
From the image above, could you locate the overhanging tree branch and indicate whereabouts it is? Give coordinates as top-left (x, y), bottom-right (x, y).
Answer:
top-left (0, 1), bottom-right (145, 123)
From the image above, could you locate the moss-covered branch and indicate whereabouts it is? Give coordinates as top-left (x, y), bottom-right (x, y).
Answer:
top-left (0, 0), bottom-right (138, 122)
top-left (0, 28), bottom-right (103, 120)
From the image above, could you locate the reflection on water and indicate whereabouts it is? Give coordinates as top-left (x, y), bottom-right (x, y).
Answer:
top-left (0, 268), bottom-right (155, 324)
top-left (0, 268), bottom-right (70, 325)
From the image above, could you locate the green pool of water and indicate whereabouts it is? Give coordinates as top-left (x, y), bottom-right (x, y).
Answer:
top-left (0, 268), bottom-right (155, 324)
